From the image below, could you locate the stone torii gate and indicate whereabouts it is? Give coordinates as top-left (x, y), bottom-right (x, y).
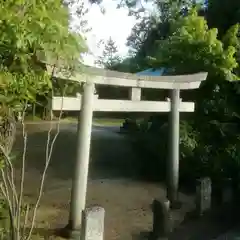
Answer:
top-left (47, 65), bottom-right (207, 236)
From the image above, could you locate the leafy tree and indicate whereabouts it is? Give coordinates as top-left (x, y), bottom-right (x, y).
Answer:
top-left (88, 0), bottom-right (240, 187)
top-left (96, 37), bottom-right (121, 69)
top-left (222, 24), bottom-right (240, 76)
top-left (207, 0), bottom-right (240, 37)
top-left (113, 56), bottom-right (143, 72)
top-left (150, 9), bottom-right (238, 79)
top-left (124, 0), bottom-right (205, 71)
top-left (0, 1), bottom-right (88, 238)
top-left (66, 0), bottom-right (92, 34)
top-left (0, 0), bottom-right (87, 112)
top-left (136, 9), bottom-right (240, 184)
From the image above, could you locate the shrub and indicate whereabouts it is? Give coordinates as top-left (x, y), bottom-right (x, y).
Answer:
top-left (131, 116), bottom-right (199, 184)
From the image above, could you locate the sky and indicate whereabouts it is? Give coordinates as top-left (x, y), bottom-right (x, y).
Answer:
top-left (79, 0), bottom-right (137, 66)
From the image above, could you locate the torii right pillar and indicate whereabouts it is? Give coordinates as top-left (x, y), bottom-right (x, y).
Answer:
top-left (167, 88), bottom-right (181, 208)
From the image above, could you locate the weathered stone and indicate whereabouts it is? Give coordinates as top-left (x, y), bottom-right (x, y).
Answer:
top-left (222, 178), bottom-right (233, 204)
top-left (81, 206), bottom-right (105, 240)
top-left (196, 177), bottom-right (212, 216)
top-left (151, 198), bottom-right (171, 240)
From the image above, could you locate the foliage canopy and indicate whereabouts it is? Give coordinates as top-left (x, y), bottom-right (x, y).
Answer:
top-left (151, 9), bottom-right (239, 80)
top-left (0, 0), bottom-right (87, 110)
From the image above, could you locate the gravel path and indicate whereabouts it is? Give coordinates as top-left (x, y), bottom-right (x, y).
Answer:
top-left (14, 122), bottom-right (233, 240)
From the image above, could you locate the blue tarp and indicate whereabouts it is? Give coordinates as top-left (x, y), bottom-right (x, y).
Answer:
top-left (136, 68), bottom-right (167, 76)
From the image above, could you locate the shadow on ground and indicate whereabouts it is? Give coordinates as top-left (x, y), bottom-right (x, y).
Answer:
top-left (131, 204), bottom-right (240, 240)
top-left (14, 124), bottom-right (138, 181)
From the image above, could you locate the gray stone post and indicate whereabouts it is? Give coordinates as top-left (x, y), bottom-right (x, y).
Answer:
top-left (81, 206), bottom-right (105, 240)
top-left (151, 198), bottom-right (171, 240)
top-left (196, 177), bottom-right (212, 216)
top-left (222, 178), bottom-right (233, 204)
top-left (68, 82), bottom-right (95, 233)
top-left (167, 89), bottom-right (180, 206)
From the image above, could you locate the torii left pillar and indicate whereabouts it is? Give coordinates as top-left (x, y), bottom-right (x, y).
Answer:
top-left (66, 82), bottom-right (95, 238)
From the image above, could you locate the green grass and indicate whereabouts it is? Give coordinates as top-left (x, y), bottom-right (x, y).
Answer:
top-left (92, 118), bottom-right (124, 126)
top-left (24, 115), bottom-right (42, 121)
top-left (23, 114), bottom-right (124, 126)
top-left (61, 117), bottom-right (124, 126)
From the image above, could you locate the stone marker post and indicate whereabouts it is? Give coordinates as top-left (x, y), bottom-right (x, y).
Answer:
top-left (222, 178), bottom-right (233, 204)
top-left (81, 206), bottom-right (105, 240)
top-left (151, 198), bottom-right (171, 240)
top-left (196, 177), bottom-right (212, 216)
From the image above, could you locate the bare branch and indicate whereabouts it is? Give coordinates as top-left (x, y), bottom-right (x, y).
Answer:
top-left (0, 145), bottom-right (16, 193)
top-left (0, 147), bottom-right (18, 219)
top-left (26, 80), bottom-right (65, 240)
top-left (17, 103), bottom-right (28, 238)
top-left (22, 204), bottom-right (30, 239)
top-left (0, 61), bottom-right (66, 240)
top-left (0, 119), bottom-right (18, 218)
top-left (0, 181), bottom-right (11, 212)
top-left (0, 183), bottom-right (15, 239)
top-left (0, 109), bottom-right (18, 206)
top-left (0, 107), bottom-right (18, 239)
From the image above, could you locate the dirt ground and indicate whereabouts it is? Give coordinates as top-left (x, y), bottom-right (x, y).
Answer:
top-left (12, 122), bottom-right (197, 239)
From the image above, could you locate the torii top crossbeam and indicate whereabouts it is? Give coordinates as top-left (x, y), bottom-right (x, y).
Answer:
top-left (46, 64), bottom-right (207, 90)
